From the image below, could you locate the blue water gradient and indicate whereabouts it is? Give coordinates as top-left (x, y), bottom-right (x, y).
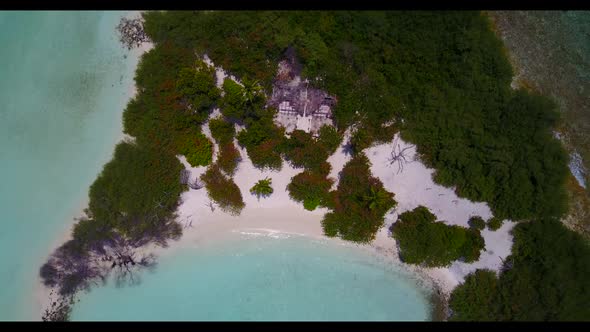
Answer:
top-left (72, 233), bottom-right (433, 321)
top-left (0, 11), bottom-right (137, 320)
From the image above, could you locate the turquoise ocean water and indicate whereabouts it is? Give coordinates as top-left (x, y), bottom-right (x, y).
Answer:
top-left (71, 233), bottom-right (432, 321)
top-left (0, 11), bottom-right (138, 320)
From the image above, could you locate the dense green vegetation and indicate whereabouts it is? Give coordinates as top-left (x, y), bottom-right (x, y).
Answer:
top-left (250, 178), bottom-right (274, 199)
top-left (317, 125), bottom-right (343, 155)
top-left (176, 60), bottom-right (221, 122)
top-left (280, 128), bottom-right (342, 211)
top-left (208, 117), bottom-right (241, 176)
top-left (236, 116), bottom-right (285, 170)
top-left (487, 216), bottom-right (504, 231)
top-left (219, 77), bottom-right (267, 124)
top-left (200, 165), bottom-right (245, 215)
top-left (177, 131), bottom-right (213, 167)
top-left (219, 78), bottom-right (246, 121)
top-left (142, 10), bottom-right (568, 221)
top-left (86, 142), bottom-right (185, 238)
top-left (322, 154), bottom-right (396, 243)
top-left (287, 169), bottom-right (334, 211)
top-left (391, 206), bottom-right (485, 267)
top-left (209, 117), bottom-right (236, 145)
top-left (216, 142), bottom-right (241, 176)
top-left (281, 129), bottom-right (331, 173)
top-left (447, 269), bottom-right (499, 321)
top-left (420, 90), bottom-right (568, 221)
top-left (449, 218), bottom-right (590, 321)
top-left (468, 216), bottom-right (486, 231)
top-left (123, 47), bottom-right (195, 153)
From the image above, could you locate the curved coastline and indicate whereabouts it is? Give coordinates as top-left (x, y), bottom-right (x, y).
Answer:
top-left (70, 225), bottom-right (435, 321)
top-left (161, 207), bottom-right (450, 320)
top-left (32, 11), bottom-right (153, 320)
top-left (0, 10), bottom-right (154, 321)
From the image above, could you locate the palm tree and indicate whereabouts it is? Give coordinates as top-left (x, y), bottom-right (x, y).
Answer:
top-left (250, 177), bottom-right (273, 199)
top-left (242, 77), bottom-right (263, 106)
top-left (363, 187), bottom-right (394, 211)
top-left (240, 76), bottom-right (264, 120)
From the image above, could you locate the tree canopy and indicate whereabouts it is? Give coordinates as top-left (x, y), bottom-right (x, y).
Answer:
top-left (200, 165), bottom-right (245, 215)
top-left (250, 177), bottom-right (274, 199)
top-left (391, 206), bottom-right (485, 267)
top-left (449, 218), bottom-right (590, 321)
top-left (322, 154), bottom-right (396, 243)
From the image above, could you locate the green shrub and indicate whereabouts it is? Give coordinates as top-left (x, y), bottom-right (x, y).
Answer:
top-left (448, 269), bottom-right (499, 321)
top-left (317, 125), bottom-right (343, 155)
top-left (219, 77), bottom-right (266, 122)
top-left (287, 170), bottom-right (334, 211)
top-left (391, 206), bottom-right (485, 267)
top-left (245, 138), bottom-right (283, 171)
top-left (350, 123), bottom-right (398, 155)
top-left (321, 154), bottom-right (396, 243)
top-left (176, 59), bottom-right (220, 117)
top-left (219, 78), bottom-right (246, 121)
top-left (200, 165), bottom-right (245, 215)
top-left (281, 129), bottom-right (330, 172)
top-left (209, 117), bottom-right (236, 145)
top-left (349, 126), bottom-right (372, 154)
top-left (250, 177), bottom-right (274, 199)
top-left (236, 118), bottom-right (274, 147)
top-left (303, 198), bottom-right (321, 211)
top-left (177, 131), bottom-right (213, 167)
top-left (468, 216), bottom-right (486, 231)
top-left (237, 118), bottom-right (284, 171)
top-left (321, 212), bottom-right (340, 237)
top-left (217, 142), bottom-right (241, 176)
top-left (487, 217), bottom-right (504, 231)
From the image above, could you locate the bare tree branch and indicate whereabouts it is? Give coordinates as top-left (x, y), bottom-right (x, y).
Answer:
top-left (386, 138), bottom-right (415, 174)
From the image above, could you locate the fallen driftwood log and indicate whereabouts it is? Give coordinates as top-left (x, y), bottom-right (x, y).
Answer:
top-left (387, 139), bottom-right (414, 174)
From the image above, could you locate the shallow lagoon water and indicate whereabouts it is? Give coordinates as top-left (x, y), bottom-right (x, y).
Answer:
top-left (72, 233), bottom-right (433, 321)
top-left (0, 11), bottom-right (137, 320)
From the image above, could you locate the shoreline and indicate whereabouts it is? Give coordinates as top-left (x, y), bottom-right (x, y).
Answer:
top-left (91, 202), bottom-right (451, 321)
top-left (33, 10), bottom-right (153, 320)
